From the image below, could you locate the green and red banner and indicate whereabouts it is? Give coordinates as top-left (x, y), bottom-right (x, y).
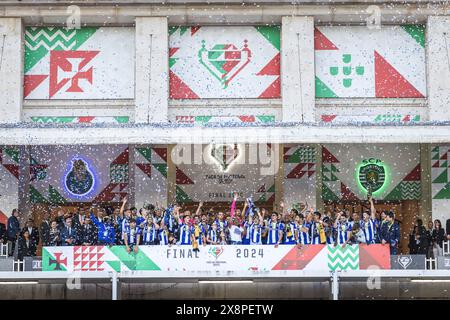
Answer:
top-left (169, 26), bottom-right (280, 99)
top-left (315, 25), bottom-right (426, 98)
top-left (42, 244), bottom-right (390, 272)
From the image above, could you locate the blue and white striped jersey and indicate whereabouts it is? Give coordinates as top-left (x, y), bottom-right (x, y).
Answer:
top-left (336, 222), bottom-right (352, 245)
top-left (250, 223), bottom-right (263, 245)
top-left (267, 222), bottom-right (283, 245)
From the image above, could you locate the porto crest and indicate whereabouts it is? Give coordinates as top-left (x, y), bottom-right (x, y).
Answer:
top-left (65, 158), bottom-right (94, 196)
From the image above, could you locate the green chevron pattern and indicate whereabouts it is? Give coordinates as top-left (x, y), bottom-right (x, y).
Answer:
top-left (25, 27), bottom-right (99, 73)
top-left (327, 245), bottom-right (359, 270)
top-left (384, 181), bottom-right (421, 200)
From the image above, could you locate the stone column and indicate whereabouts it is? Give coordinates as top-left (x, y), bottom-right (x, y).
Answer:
top-left (0, 18), bottom-right (23, 124)
top-left (135, 17), bottom-right (168, 123)
top-left (315, 144), bottom-right (324, 213)
top-left (281, 16), bottom-right (315, 123)
top-left (18, 146), bottom-right (30, 225)
top-left (427, 16), bottom-right (450, 121)
top-left (419, 144), bottom-right (432, 223)
top-left (127, 144), bottom-right (136, 208)
top-left (274, 143), bottom-right (284, 211)
top-left (167, 144), bottom-right (176, 205)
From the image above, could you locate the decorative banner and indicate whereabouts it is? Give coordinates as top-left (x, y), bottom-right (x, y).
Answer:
top-left (29, 117), bottom-right (130, 124)
top-left (390, 255), bottom-right (426, 270)
top-left (0, 147), bottom-right (20, 224)
top-left (320, 114), bottom-right (422, 124)
top-left (169, 26), bottom-right (280, 99)
top-left (322, 144), bottom-right (421, 202)
top-left (28, 145), bottom-right (167, 206)
top-left (175, 115), bottom-right (275, 125)
top-left (437, 256), bottom-right (450, 270)
top-left (42, 244), bottom-right (391, 272)
top-left (315, 25), bottom-right (426, 98)
top-left (174, 144), bottom-right (275, 203)
top-left (431, 146), bottom-right (450, 223)
top-left (283, 145), bottom-right (317, 208)
top-left (24, 27), bottom-right (134, 99)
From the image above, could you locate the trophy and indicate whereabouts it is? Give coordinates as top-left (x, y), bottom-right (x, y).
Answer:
top-left (367, 174), bottom-right (376, 200)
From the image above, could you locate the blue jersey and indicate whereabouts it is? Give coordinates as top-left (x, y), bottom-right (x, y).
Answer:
top-left (125, 226), bottom-right (141, 245)
top-left (326, 227), bottom-right (335, 245)
top-left (121, 217), bottom-right (131, 240)
top-left (362, 219), bottom-right (376, 244)
top-left (208, 229), bottom-right (219, 243)
top-left (142, 224), bottom-right (157, 244)
top-left (242, 221), bottom-right (251, 244)
top-left (179, 223), bottom-right (193, 245)
top-left (136, 216), bottom-right (146, 227)
top-left (336, 222), bottom-right (352, 245)
top-left (298, 222), bottom-right (310, 245)
top-left (158, 229), bottom-right (169, 245)
top-left (309, 222), bottom-right (322, 244)
top-left (266, 222), bottom-right (283, 245)
top-left (249, 223), bottom-right (263, 245)
top-left (284, 222), bottom-right (297, 244)
top-left (215, 219), bottom-right (228, 232)
top-left (192, 224), bottom-right (206, 245)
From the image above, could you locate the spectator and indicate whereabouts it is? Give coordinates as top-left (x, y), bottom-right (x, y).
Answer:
top-left (334, 211), bottom-right (352, 246)
top-left (7, 209), bottom-right (20, 256)
top-left (18, 230), bottom-right (37, 260)
top-left (55, 210), bottom-right (66, 230)
top-left (228, 218), bottom-right (243, 245)
top-left (124, 218), bottom-right (140, 253)
top-left (178, 214), bottom-right (193, 245)
top-left (40, 212), bottom-right (51, 246)
top-left (61, 217), bottom-right (78, 246)
top-left (207, 222), bottom-right (220, 245)
top-left (381, 212), bottom-right (400, 255)
top-left (91, 211), bottom-right (115, 245)
top-left (80, 216), bottom-right (98, 246)
top-left (0, 220), bottom-right (6, 244)
top-left (408, 226), bottom-right (419, 254)
top-left (266, 212), bottom-right (283, 246)
top-left (22, 218), bottom-right (40, 249)
top-left (47, 221), bottom-right (61, 246)
top-left (350, 222), bottom-right (366, 244)
top-left (142, 216), bottom-right (158, 245)
top-left (431, 219), bottom-right (445, 258)
top-left (446, 219), bottom-right (450, 240)
top-left (415, 219), bottom-right (429, 255)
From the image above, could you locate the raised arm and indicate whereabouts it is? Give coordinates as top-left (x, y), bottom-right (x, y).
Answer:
top-left (369, 196), bottom-right (376, 220)
top-left (120, 197), bottom-right (127, 217)
top-left (195, 201), bottom-right (204, 216)
top-left (230, 193), bottom-right (238, 218)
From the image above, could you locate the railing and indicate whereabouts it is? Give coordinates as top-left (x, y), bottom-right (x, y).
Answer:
top-left (0, 243), bottom-right (8, 258)
top-left (0, 269), bottom-right (450, 300)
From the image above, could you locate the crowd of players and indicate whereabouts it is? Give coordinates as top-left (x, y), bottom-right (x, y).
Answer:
top-left (2, 193), bottom-right (408, 258)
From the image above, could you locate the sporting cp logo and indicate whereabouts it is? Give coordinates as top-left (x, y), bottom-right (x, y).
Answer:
top-left (358, 158), bottom-right (386, 193)
top-left (65, 158), bottom-right (95, 196)
top-left (198, 40), bottom-right (251, 88)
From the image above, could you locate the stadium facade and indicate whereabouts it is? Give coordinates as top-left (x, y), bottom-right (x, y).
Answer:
top-left (0, 0), bottom-right (450, 299)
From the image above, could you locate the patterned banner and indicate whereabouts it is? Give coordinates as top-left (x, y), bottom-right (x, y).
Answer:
top-left (24, 27), bottom-right (134, 99)
top-left (315, 25), bottom-right (426, 98)
top-left (322, 144), bottom-right (421, 202)
top-left (169, 26), bottom-right (280, 99)
top-left (42, 244), bottom-right (390, 272)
